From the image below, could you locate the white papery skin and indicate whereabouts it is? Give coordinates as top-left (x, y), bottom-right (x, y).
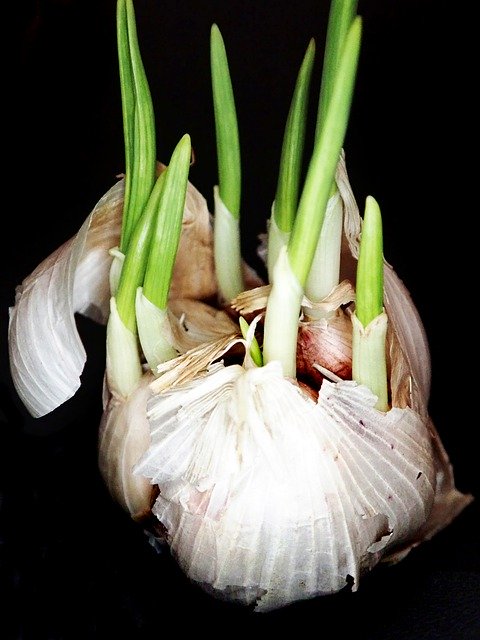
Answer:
top-left (8, 180), bottom-right (123, 417)
top-left (135, 362), bottom-right (436, 612)
top-left (8, 174), bottom-right (217, 418)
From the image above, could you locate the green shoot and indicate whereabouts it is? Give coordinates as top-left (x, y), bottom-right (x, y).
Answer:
top-left (263, 18), bottom-right (362, 376)
top-left (117, 0), bottom-right (135, 251)
top-left (303, 0), bottom-right (358, 307)
top-left (143, 134), bottom-right (192, 310)
top-left (288, 18), bottom-right (362, 288)
top-left (115, 171), bottom-right (166, 333)
top-left (274, 38), bottom-right (316, 234)
top-left (304, 189), bottom-right (343, 312)
top-left (211, 23), bottom-right (244, 302)
top-left (355, 195), bottom-right (384, 327)
top-left (210, 23), bottom-right (241, 218)
top-left (315, 0), bottom-right (358, 143)
top-left (267, 38), bottom-right (315, 282)
top-left (118, 0), bottom-right (156, 252)
top-left (239, 316), bottom-right (263, 367)
top-left (352, 195), bottom-right (388, 411)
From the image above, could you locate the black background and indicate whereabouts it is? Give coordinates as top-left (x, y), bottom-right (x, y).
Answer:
top-left (2, 1), bottom-right (478, 638)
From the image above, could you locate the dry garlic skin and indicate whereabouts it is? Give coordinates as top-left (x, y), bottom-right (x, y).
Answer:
top-left (136, 361), bottom-right (436, 612)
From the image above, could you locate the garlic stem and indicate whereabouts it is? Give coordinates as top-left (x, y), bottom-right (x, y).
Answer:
top-left (263, 248), bottom-right (303, 378)
top-left (213, 187), bottom-right (245, 304)
top-left (118, 0), bottom-right (156, 253)
top-left (288, 18), bottom-right (361, 287)
top-left (268, 38), bottom-right (316, 282)
top-left (116, 0), bottom-right (134, 251)
top-left (264, 19), bottom-right (362, 375)
top-left (355, 195), bottom-right (384, 326)
top-left (266, 212), bottom-right (291, 284)
top-left (135, 289), bottom-right (177, 372)
top-left (115, 171), bottom-right (166, 333)
top-left (303, 0), bottom-right (357, 312)
top-left (210, 23), bottom-right (241, 218)
top-left (137, 134), bottom-right (192, 370)
top-left (267, 39), bottom-right (315, 282)
top-left (142, 134), bottom-right (192, 311)
top-left (315, 0), bottom-right (359, 143)
top-left (352, 195), bottom-right (388, 411)
top-left (211, 24), bottom-right (244, 302)
top-left (106, 296), bottom-right (142, 398)
top-left (352, 312), bottom-right (388, 411)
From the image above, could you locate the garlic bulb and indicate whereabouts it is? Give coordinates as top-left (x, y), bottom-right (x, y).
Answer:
top-left (128, 153), bottom-right (473, 612)
top-left (7, 0), bottom-right (472, 615)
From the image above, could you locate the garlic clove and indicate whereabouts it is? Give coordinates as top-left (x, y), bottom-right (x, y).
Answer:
top-left (296, 279), bottom-right (356, 387)
top-left (98, 372), bottom-right (156, 520)
top-left (337, 150), bottom-right (472, 532)
top-left (297, 309), bottom-right (353, 388)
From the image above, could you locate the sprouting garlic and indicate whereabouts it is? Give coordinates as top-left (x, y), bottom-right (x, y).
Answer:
top-left (7, 152), bottom-right (473, 613)
top-left (127, 153), bottom-right (473, 612)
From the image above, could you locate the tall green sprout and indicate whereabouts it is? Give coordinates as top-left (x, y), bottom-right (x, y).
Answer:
top-left (210, 23), bottom-right (244, 302)
top-left (304, 0), bottom-right (358, 309)
top-left (117, 0), bottom-right (157, 254)
top-left (263, 18), bottom-right (362, 377)
top-left (267, 39), bottom-right (316, 281)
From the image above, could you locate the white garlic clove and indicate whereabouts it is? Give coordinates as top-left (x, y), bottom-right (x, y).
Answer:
top-left (98, 372), bottom-right (155, 520)
top-left (337, 150), bottom-right (473, 534)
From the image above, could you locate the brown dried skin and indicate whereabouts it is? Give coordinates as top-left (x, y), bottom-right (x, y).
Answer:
top-left (296, 309), bottom-right (353, 389)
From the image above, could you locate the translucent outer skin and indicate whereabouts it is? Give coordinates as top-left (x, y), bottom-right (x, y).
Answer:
top-left (136, 363), bottom-right (436, 612)
top-left (8, 173), bottom-right (217, 418)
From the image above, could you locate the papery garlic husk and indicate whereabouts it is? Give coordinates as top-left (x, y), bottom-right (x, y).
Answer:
top-left (129, 151), bottom-right (473, 612)
top-left (134, 357), bottom-right (435, 612)
top-left (8, 172), bottom-right (218, 418)
top-left (98, 300), bottom-right (239, 520)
